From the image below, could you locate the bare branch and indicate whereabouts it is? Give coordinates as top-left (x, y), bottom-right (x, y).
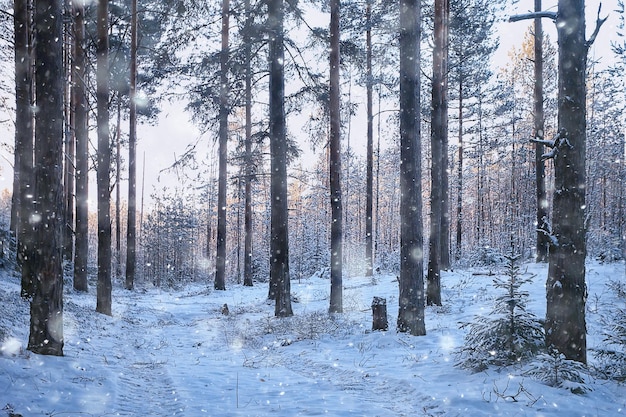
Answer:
top-left (509, 11), bottom-right (557, 23)
top-left (585, 3), bottom-right (608, 48)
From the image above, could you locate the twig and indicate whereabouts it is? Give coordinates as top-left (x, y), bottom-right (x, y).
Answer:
top-left (585, 3), bottom-right (608, 48)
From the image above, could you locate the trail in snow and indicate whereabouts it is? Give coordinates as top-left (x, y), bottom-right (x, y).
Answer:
top-left (114, 301), bottom-right (184, 416)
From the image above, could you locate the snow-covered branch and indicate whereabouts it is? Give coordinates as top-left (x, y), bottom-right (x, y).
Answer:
top-left (538, 131), bottom-right (572, 162)
top-left (509, 11), bottom-right (557, 23)
top-left (530, 127), bottom-right (566, 149)
top-left (585, 3), bottom-right (608, 48)
top-left (537, 219), bottom-right (558, 248)
top-left (541, 148), bottom-right (559, 161)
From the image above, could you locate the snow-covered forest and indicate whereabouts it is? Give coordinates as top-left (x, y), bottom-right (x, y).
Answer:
top-left (0, 0), bottom-right (625, 415)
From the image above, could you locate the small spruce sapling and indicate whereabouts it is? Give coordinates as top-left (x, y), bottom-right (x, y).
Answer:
top-left (524, 350), bottom-right (591, 394)
top-left (457, 253), bottom-right (544, 371)
top-left (594, 280), bottom-right (626, 380)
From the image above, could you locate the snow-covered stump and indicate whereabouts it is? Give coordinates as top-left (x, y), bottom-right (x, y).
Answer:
top-left (372, 297), bottom-right (388, 331)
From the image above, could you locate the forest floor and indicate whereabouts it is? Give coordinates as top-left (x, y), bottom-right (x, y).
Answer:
top-left (1, 260), bottom-right (626, 416)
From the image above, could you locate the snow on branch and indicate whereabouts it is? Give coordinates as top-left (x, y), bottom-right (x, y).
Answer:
top-left (586, 3), bottom-right (608, 48)
top-left (509, 11), bottom-right (557, 23)
top-left (530, 128), bottom-right (572, 161)
top-left (538, 218), bottom-right (558, 248)
top-left (530, 127), bottom-right (566, 149)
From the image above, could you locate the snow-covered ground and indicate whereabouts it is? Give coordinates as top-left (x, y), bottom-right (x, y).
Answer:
top-left (1, 260), bottom-right (625, 416)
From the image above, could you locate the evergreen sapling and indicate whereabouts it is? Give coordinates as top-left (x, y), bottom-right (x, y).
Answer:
top-left (594, 280), bottom-right (626, 380)
top-left (457, 253), bottom-right (544, 371)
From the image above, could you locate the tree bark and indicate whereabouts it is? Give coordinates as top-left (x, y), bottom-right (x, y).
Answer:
top-left (215, 0), bottom-right (229, 291)
top-left (14, 0), bottom-right (35, 298)
top-left (115, 99), bottom-right (122, 278)
top-left (427, 0), bottom-right (447, 306)
top-left (63, 0), bottom-right (74, 264)
top-left (73, 0), bottom-right (88, 292)
top-left (455, 79), bottom-right (463, 260)
top-left (397, 0), bottom-right (426, 336)
top-left (439, 0), bottom-right (450, 270)
top-left (243, 0), bottom-right (253, 287)
top-left (268, 0), bottom-right (293, 317)
top-left (545, 0), bottom-right (588, 364)
top-left (534, 0), bottom-right (549, 263)
top-left (96, 0), bottom-right (112, 316)
top-left (125, 0), bottom-right (138, 290)
top-left (28, 0), bottom-right (64, 356)
top-left (329, 0), bottom-right (343, 314)
top-left (365, 0), bottom-right (374, 277)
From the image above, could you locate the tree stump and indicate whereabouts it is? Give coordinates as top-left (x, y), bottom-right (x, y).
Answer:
top-left (372, 297), bottom-right (388, 331)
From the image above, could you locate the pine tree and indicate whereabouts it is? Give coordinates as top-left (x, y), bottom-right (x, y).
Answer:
top-left (328, 0), bottom-right (343, 313)
top-left (397, 0), bottom-right (425, 336)
top-left (427, 0), bottom-right (448, 306)
top-left (457, 253), bottom-right (544, 371)
top-left (73, 0), bottom-right (89, 292)
top-left (215, 0), bottom-right (230, 291)
top-left (268, 0), bottom-right (293, 317)
top-left (96, 0), bottom-right (112, 316)
top-left (595, 280), bottom-right (626, 380)
top-left (14, 0), bottom-right (34, 298)
top-left (28, 0), bottom-right (65, 356)
top-left (125, 0), bottom-right (138, 290)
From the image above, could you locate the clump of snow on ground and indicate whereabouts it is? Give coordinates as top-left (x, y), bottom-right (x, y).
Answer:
top-left (1, 261), bottom-right (625, 416)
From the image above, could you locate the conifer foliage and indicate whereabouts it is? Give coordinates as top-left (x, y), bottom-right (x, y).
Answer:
top-left (457, 253), bottom-right (544, 371)
top-left (595, 280), bottom-right (626, 380)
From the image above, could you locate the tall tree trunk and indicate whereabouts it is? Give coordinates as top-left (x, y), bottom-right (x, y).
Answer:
top-left (365, 0), bottom-right (374, 277)
top-left (534, 0), bottom-right (549, 263)
top-left (115, 99), bottom-right (122, 278)
top-left (455, 79), bottom-right (463, 260)
top-left (63, 0), bottom-right (74, 264)
top-left (14, 0), bottom-right (35, 298)
top-left (397, 0), bottom-right (426, 336)
top-left (439, 0), bottom-right (450, 270)
top-left (215, 0), bottom-right (229, 291)
top-left (427, 0), bottom-right (447, 306)
top-left (126, 0), bottom-right (138, 290)
top-left (96, 0), bottom-right (112, 316)
top-left (28, 0), bottom-right (64, 356)
top-left (73, 0), bottom-right (88, 292)
top-left (268, 0), bottom-right (293, 317)
top-left (546, 0), bottom-right (589, 364)
top-left (329, 0), bottom-right (343, 313)
top-left (243, 0), bottom-right (253, 287)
